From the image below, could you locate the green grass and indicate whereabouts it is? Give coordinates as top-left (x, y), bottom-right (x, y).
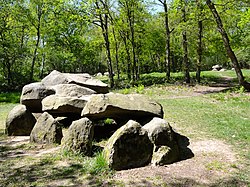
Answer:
top-left (0, 147), bottom-right (113, 187)
top-left (105, 69), bottom-right (250, 90)
top-left (149, 86), bottom-right (250, 183)
top-left (0, 103), bottom-right (18, 138)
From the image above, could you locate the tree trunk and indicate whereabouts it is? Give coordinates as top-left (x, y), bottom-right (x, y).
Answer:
top-left (196, 20), bottom-right (202, 83)
top-left (126, 1), bottom-right (137, 82)
top-left (40, 38), bottom-right (46, 79)
top-left (96, 0), bottom-right (114, 88)
top-left (112, 26), bottom-right (120, 80)
top-left (196, 0), bottom-right (203, 83)
top-left (160, 0), bottom-right (171, 79)
top-left (182, 1), bottom-right (190, 83)
top-left (30, 4), bottom-right (42, 82)
top-left (103, 14), bottom-right (114, 88)
top-left (206, 0), bottom-right (250, 91)
top-left (119, 30), bottom-right (132, 80)
top-left (30, 25), bottom-right (40, 82)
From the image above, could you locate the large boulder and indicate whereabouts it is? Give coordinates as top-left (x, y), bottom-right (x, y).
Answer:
top-left (151, 143), bottom-right (180, 166)
top-left (81, 93), bottom-right (163, 121)
top-left (41, 70), bottom-right (109, 93)
top-left (61, 118), bottom-right (94, 156)
top-left (42, 95), bottom-right (90, 116)
top-left (30, 112), bottom-right (63, 144)
top-left (20, 82), bottom-right (55, 112)
top-left (50, 84), bottom-right (96, 97)
top-left (5, 105), bottom-right (36, 136)
top-left (142, 117), bottom-right (174, 146)
top-left (103, 120), bottom-right (153, 170)
top-left (142, 118), bottom-right (180, 165)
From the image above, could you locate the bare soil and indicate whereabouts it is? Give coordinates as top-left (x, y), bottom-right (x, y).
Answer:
top-left (0, 136), bottom-right (246, 187)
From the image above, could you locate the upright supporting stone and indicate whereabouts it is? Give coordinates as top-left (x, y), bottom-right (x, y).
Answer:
top-left (61, 118), bottom-right (94, 156)
top-left (5, 105), bottom-right (36, 136)
top-left (30, 112), bottom-right (63, 144)
top-left (104, 120), bottom-right (153, 170)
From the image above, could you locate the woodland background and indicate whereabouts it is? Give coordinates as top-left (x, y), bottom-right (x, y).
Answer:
top-left (0, 0), bottom-right (249, 90)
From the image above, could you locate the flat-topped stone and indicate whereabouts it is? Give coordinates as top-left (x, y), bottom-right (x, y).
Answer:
top-left (20, 82), bottom-right (55, 112)
top-left (41, 70), bottom-right (109, 93)
top-left (81, 93), bottom-right (164, 121)
top-left (42, 95), bottom-right (90, 116)
top-left (49, 84), bottom-right (96, 97)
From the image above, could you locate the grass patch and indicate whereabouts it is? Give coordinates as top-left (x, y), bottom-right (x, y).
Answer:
top-left (157, 93), bottom-right (250, 152)
top-left (206, 160), bottom-right (227, 171)
top-left (0, 103), bottom-right (18, 138)
top-left (108, 69), bottom-right (250, 90)
top-left (0, 146), bottom-right (113, 187)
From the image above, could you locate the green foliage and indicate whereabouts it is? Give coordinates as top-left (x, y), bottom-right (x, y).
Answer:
top-left (104, 118), bottom-right (114, 125)
top-left (0, 0), bottom-right (249, 89)
top-left (0, 92), bottom-right (20, 103)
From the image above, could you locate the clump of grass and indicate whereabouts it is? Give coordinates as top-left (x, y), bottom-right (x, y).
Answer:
top-left (61, 149), bottom-right (111, 176)
top-left (89, 151), bottom-right (111, 175)
top-left (206, 160), bottom-right (226, 171)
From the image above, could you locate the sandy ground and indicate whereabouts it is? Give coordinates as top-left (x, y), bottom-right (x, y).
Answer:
top-left (0, 135), bottom-right (247, 187)
top-left (112, 139), bottom-right (244, 186)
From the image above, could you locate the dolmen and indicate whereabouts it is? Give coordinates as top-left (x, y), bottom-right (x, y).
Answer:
top-left (5, 70), bottom-right (189, 170)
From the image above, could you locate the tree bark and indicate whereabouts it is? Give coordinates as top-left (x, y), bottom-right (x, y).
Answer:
top-left (95, 0), bottom-right (114, 88)
top-left (119, 29), bottom-right (132, 80)
top-left (126, 1), bottom-right (137, 82)
top-left (159, 0), bottom-right (171, 79)
top-left (112, 26), bottom-right (120, 80)
top-left (206, 0), bottom-right (250, 91)
top-left (196, 0), bottom-right (203, 83)
top-left (182, 1), bottom-right (190, 83)
top-left (30, 4), bottom-right (42, 82)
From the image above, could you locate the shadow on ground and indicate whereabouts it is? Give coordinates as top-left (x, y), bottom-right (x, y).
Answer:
top-left (121, 177), bottom-right (248, 187)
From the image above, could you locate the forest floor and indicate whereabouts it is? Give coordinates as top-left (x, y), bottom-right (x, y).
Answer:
top-left (0, 77), bottom-right (249, 187)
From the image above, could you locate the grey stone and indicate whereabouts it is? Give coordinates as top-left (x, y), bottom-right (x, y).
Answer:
top-left (30, 112), bottom-right (63, 144)
top-left (61, 118), bottom-right (94, 156)
top-left (42, 95), bottom-right (90, 115)
top-left (41, 70), bottom-right (109, 93)
top-left (104, 120), bottom-right (153, 170)
top-left (219, 68), bottom-right (227, 72)
top-left (96, 72), bottom-right (103, 77)
top-left (151, 143), bottom-right (180, 166)
top-left (212, 64), bottom-right (222, 71)
top-left (143, 118), bottom-right (181, 166)
top-left (142, 117), bottom-right (174, 146)
top-left (81, 93), bottom-right (163, 121)
top-left (20, 82), bottom-right (55, 112)
top-left (50, 84), bottom-right (96, 97)
top-left (5, 104), bottom-right (36, 136)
